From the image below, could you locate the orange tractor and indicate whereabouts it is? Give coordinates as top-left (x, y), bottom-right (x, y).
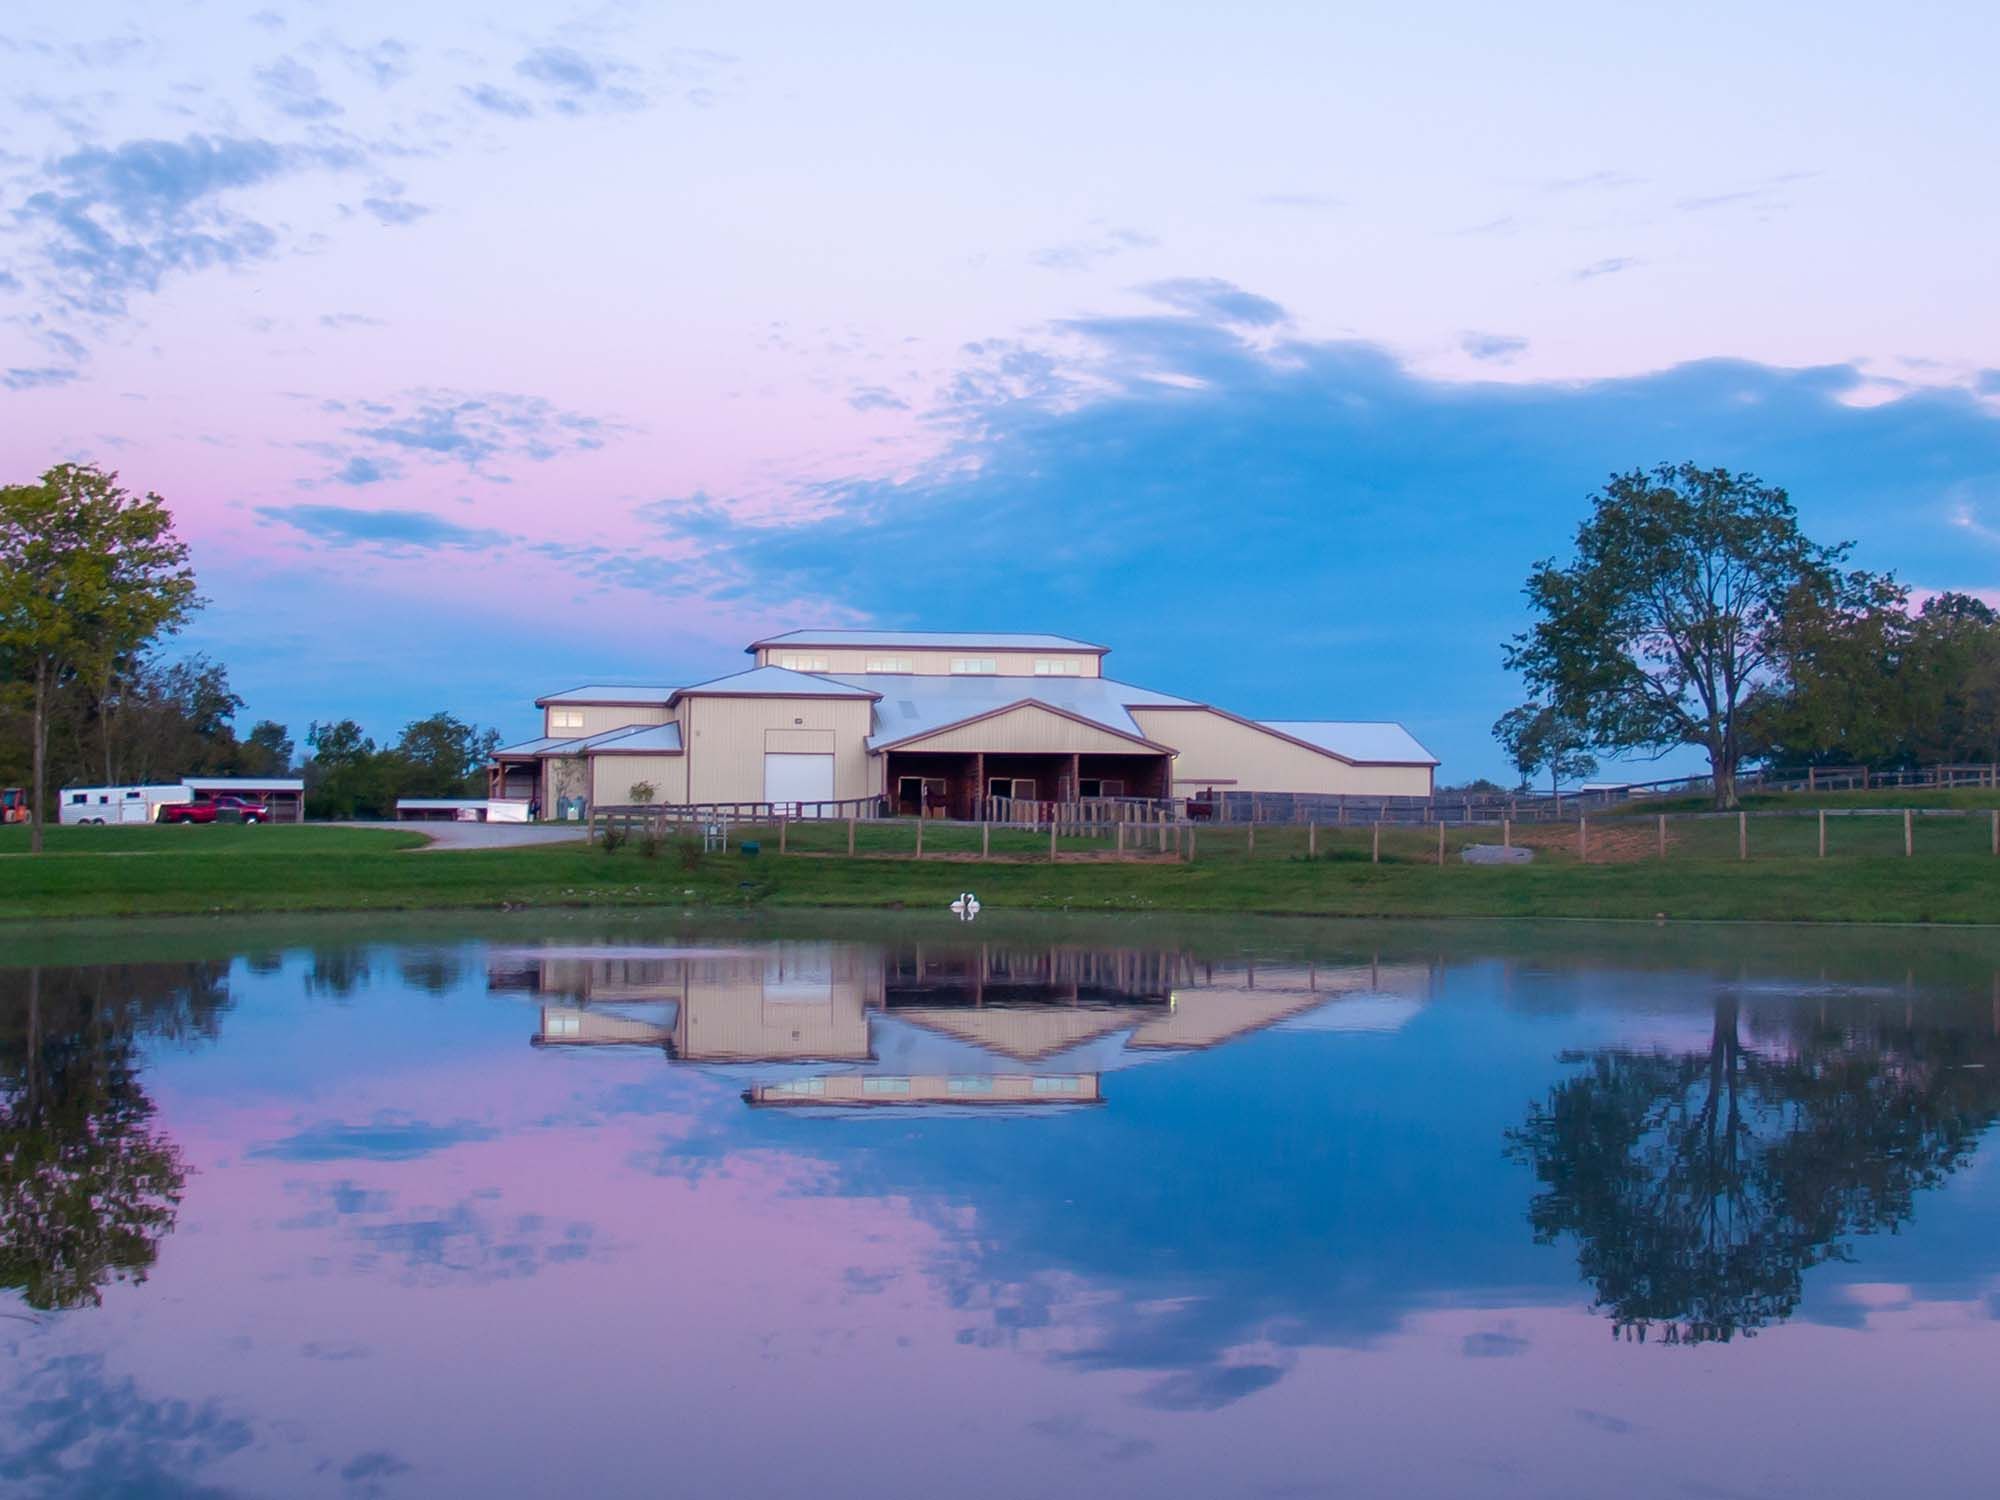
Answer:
top-left (1, 788), bottom-right (28, 824)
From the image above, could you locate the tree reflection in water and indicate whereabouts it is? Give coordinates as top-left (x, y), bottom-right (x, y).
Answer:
top-left (1509, 991), bottom-right (2000, 1344)
top-left (0, 964), bottom-right (223, 1311)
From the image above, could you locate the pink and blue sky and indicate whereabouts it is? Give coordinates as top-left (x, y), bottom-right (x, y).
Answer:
top-left (3, 0), bottom-right (1997, 775)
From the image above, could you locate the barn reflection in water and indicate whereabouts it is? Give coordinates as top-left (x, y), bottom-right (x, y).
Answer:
top-left (491, 941), bottom-right (1432, 1113)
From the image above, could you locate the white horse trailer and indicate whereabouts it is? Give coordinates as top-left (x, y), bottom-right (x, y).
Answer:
top-left (58, 784), bottom-right (193, 824)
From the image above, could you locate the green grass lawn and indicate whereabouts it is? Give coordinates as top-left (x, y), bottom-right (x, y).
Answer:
top-left (0, 823), bottom-right (425, 856)
top-left (0, 816), bottom-right (1994, 924)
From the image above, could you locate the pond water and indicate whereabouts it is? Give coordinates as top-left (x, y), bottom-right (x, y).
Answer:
top-left (6, 912), bottom-right (2000, 1498)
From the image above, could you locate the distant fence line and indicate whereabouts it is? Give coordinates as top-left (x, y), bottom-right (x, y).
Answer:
top-left (586, 801), bottom-right (2000, 867)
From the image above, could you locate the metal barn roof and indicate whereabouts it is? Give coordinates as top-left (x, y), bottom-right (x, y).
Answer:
top-left (753, 629), bottom-right (1108, 654)
top-left (583, 723), bottom-right (682, 753)
top-left (534, 684), bottom-right (680, 706)
top-left (674, 666), bottom-right (880, 700)
top-left (826, 672), bottom-right (1197, 750)
top-left (493, 723), bottom-right (684, 758)
top-left (1259, 721), bottom-right (1439, 766)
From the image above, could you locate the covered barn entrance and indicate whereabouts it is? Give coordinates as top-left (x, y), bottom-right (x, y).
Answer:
top-left (885, 749), bottom-right (1171, 818)
top-left (878, 700), bottom-right (1174, 817)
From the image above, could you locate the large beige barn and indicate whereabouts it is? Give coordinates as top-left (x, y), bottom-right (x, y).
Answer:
top-left (487, 629), bottom-right (1436, 817)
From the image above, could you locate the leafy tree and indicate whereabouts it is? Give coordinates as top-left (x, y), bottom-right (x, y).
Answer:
top-left (1508, 995), bottom-right (2000, 1344)
top-left (1492, 702), bottom-right (1598, 801)
top-left (302, 712), bottom-right (503, 816)
top-left (393, 711), bottom-right (500, 798)
top-left (303, 718), bottom-right (383, 818)
top-left (0, 465), bottom-right (199, 850)
top-left (1746, 573), bottom-right (1915, 768)
top-left (0, 967), bottom-right (193, 1310)
top-left (1505, 464), bottom-right (1862, 808)
top-left (1904, 592), bottom-right (2000, 764)
top-left (1750, 588), bottom-right (2000, 770)
top-left (82, 655), bottom-right (247, 786)
top-left (241, 719), bottom-right (296, 776)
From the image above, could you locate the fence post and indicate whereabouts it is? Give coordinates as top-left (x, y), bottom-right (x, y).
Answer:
top-left (1308, 821), bottom-right (1316, 858)
top-left (982, 821), bottom-right (990, 859)
top-left (1437, 821), bottom-right (1445, 866)
top-left (1502, 817), bottom-right (1510, 851)
top-left (1818, 808), bottom-right (1826, 858)
top-left (914, 818), bottom-right (923, 859)
top-left (1578, 816), bottom-right (1588, 863)
top-left (1116, 823), bottom-right (1125, 855)
top-left (1905, 808), bottom-right (1913, 858)
top-left (1050, 821), bottom-right (1058, 863)
top-left (1372, 821), bottom-right (1380, 864)
top-left (847, 816), bottom-right (856, 856)
top-left (778, 815), bottom-right (788, 855)
top-left (1188, 826), bottom-right (1197, 862)
top-left (1739, 811), bottom-right (1748, 861)
top-left (1992, 809), bottom-right (1998, 857)
top-left (1247, 823), bottom-right (1255, 856)
top-left (1658, 814), bottom-right (1667, 860)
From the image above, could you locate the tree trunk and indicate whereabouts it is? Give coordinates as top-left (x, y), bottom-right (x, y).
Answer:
top-left (30, 660), bottom-right (48, 855)
top-left (1710, 741), bottom-right (1738, 811)
top-left (101, 668), bottom-right (116, 787)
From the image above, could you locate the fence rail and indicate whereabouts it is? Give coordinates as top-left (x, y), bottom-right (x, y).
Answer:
top-left (585, 802), bottom-right (2000, 867)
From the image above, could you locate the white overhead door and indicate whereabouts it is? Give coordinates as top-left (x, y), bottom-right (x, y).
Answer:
top-left (765, 752), bottom-right (835, 815)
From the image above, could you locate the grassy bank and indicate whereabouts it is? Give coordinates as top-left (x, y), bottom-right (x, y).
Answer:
top-left (0, 822), bottom-right (1995, 924)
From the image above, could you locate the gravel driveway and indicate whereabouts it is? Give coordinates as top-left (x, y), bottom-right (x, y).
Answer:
top-left (347, 820), bottom-right (592, 851)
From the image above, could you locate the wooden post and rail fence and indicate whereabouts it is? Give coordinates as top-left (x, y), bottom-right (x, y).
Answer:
top-left (586, 777), bottom-right (2000, 868)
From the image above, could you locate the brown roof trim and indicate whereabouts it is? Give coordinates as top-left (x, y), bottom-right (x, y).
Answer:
top-left (874, 698), bottom-right (1173, 754)
top-left (582, 746), bottom-right (683, 757)
top-left (533, 696), bottom-right (677, 710)
top-left (1127, 703), bottom-right (1436, 767)
top-left (670, 686), bottom-right (881, 704)
top-left (748, 638), bottom-right (1109, 656)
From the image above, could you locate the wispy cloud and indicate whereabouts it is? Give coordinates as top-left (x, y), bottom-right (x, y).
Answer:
top-left (255, 504), bottom-right (509, 553)
top-left (1675, 170), bottom-right (1817, 214)
top-left (1949, 502), bottom-right (2000, 548)
top-left (1138, 277), bottom-right (1286, 328)
top-left (847, 385), bottom-right (910, 413)
top-left (1032, 227), bottom-right (1158, 272)
top-left (255, 55), bottom-right (341, 120)
top-left (513, 44), bottom-right (647, 114)
top-left (14, 133), bottom-right (362, 317)
top-left (319, 312), bottom-right (385, 330)
top-left (463, 82), bottom-right (534, 118)
top-left (329, 37), bottom-right (413, 89)
top-left (1461, 332), bottom-right (1528, 362)
top-left (297, 388), bottom-right (626, 484)
top-left (3, 365), bottom-right (80, 390)
top-left (359, 182), bottom-right (430, 226)
top-left (1573, 256), bottom-right (1640, 282)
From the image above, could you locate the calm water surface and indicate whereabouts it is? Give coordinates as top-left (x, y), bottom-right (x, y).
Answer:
top-left (6, 912), bottom-right (2000, 1498)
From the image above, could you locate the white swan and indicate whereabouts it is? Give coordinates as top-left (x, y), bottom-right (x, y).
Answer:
top-left (950, 892), bottom-right (981, 918)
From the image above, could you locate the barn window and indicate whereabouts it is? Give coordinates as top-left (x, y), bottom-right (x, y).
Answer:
top-left (550, 708), bottom-right (585, 731)
top-left (950, 657), bottom-right (996, 675)
top-left (1033, 658), bottom-right (1080, 676)
top-left (865, 656), bottom-right (914, 673)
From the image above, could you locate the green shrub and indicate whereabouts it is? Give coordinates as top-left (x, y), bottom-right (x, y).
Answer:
top-left (600, 824), bottom-right (628, 853)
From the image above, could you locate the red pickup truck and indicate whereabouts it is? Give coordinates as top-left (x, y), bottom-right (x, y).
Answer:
top-left (161, 794), bottom-right (271, 825)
